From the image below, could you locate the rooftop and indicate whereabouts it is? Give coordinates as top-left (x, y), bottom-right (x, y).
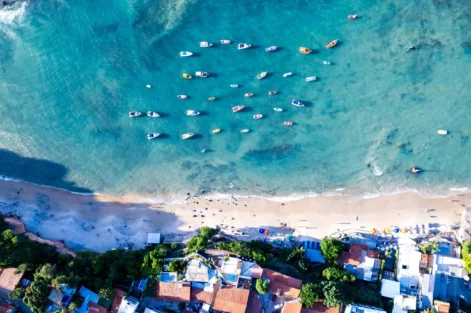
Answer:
top-left (117, 296), bottom-right (139, 313)
top-left (282, 301), bottom-right (303, 313)
top-left (435, 301), bottom-right (450, 313)
top-left (185, 259), bottom-right (210, 283)
top-left (77, 286), bottom-right (99, 313)
top-left (397, 242), bottom-right (421, 279)
top-left (301, 302), bottom-right (339, 313)
top-left (190, 285), bottom-right (250, 313)
top-left (236, 276), bottom-right (252, 290)
top-left (344, 304), bottom-right (386, 313)
top-left (262, 269), bottom-right (302, 298)
top-left (245, 291), bottom-right (262, 313)
top-left (0, 302), bottom-right (17, 313)
top-left (432, 254), bottom-right (468, 278)
top-left (240, 261), bottom-right (263, 279)
top-left (155, 282), bottom-right (191, 302)
top-left (302, 241), bottom-right (326, 264)
top-left (392, 295), bottom-right (416, 313)
top-left (146, 233), bottom-right (161, 244)
top-left (380, 279), bottom-right (400, 299)
top-left (108, 289), bottom-right (127, 313)
top-left (88, 302), bottom-right (108, 313)
top-left (48, 289), bottom-right (64, 306)
top-left (0, 268), bottom-right (24, 291)
top-left (422, 274), bottom-right (435, 308)
top-left (341, 244), bottom-right (381, 282)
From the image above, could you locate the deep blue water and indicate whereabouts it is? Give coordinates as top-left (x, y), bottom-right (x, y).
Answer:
top-left (0, 0), bottom-right (470, 199)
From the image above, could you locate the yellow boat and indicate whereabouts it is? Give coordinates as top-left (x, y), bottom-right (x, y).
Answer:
top-left (212, 129), bottom-right (221, 134)
top-left (326, 40), bottom-right (338, 49)
top-left (299, 47), bottom-right (312, 54)
top-left (244, 93), bottom-right (254, 97)
top-left (208, 97), bottom-right (216, 101)
top-left (182, 73), bottom-right (192, 79)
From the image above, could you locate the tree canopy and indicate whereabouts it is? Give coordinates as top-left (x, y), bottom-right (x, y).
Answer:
top-left (255, 279), bottom-right (269, 294)
top-left (300, 283), bottom-right (322, 308)
top-left (322, 267), bottom-right (356, 283)
top-left (320, 237), bottom-right (345, 265)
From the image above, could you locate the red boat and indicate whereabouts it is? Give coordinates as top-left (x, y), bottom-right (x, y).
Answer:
top-left (284, 121), bottom-right (293, 126)
top-left (268, 90), bottom-right (277, 95)
top-left (253, 114), bottom-right (263, 119)
top-left (348, 14), bottom-right (358, 19)
top-left (232, 105), bottom-right (245, 113)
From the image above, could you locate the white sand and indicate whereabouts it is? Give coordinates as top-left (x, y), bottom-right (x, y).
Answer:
top-left (0, 179), bottom-right (467, 252)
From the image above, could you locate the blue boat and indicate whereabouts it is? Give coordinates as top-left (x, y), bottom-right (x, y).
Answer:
top-left (291, 100), bottom-right (304, 107)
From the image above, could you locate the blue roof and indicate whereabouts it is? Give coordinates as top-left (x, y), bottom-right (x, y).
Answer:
top-left (77, 287), bottom-right (99, 313)
top-left (302, 241), bottom-right (325, 263)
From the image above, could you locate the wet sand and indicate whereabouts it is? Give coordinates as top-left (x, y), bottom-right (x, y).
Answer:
top-left (0, 179), bottom-right (467, 252)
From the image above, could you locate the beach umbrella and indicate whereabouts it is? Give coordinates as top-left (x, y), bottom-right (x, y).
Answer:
top-left (385, 227), bottom-right (391, 234)
top-left (402, 228), bottom-right (407, 233)
top-left (394, 227), bottom-right (400, 233)
top-left (264, 229), bottom-right (269, 235)
top-left (259, 228), bottom-right (265, 234)
top-left (371, 228), bottom-right (377, 235)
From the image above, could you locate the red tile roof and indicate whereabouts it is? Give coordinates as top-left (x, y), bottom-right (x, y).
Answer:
top-left (190, 285), bottom-right (250, 313)
top-left (0, 268), bottom-right (24, 291)
top-left (0, 302), bottom-right (17, 313)
top-left (156, 282), bottom-right (191, 302)
top-left (340, 244), bottom-right (379, 266)
top-left (190, 287), bottom-right (212, 304)
top-left (282, 302), bottom-right (302, 313)
top-left (88, 302), bottom-right (107, 313)
top-left (302, 302), bottom-right (340, 313)
top-left (261, 269), bottom-right (302, 298)
top-left (108, 288), bottom-right (127, 313)
top-left (245, 291), bottom-right (262, 313)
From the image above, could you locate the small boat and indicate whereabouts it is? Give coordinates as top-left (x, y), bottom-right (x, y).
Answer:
top-left (146, 84), bottom-right (152, 88)
top-left (221, 40), bottom-right (231, 44)
top-left (323, 61), bottom-right (331, 65)
top-left (177, 95), bottom-right (188, 99)
top-left (291, 100), bottom-right (304, 107)
top-left (256, 71), bottom-right (267, 80)
top-left (196, 71), bottom-right (209, 78)
top-left (200, 41), bottom-right (213, 47)
top-left (147, 133), bottom-right (161, 140)
top-left (326, 40), bottom-right (338, 49)
top-left (230, 84), bottom-right (239, 88)
top-left (244, 93), bottom-right (254, 97)
top-left (273, 108), bottom-right (283, 112)
top-left (437, 130), bottom-right (448, 135)
top-left (208, 97), bottom-right (216, 101)
top-left (306, 76), bottom-right (317, 82)
top-left (129, 111), bottom-right (142, 117)
top-left (253, 114), bottom-right (263, 119)
top-left (284, 121), bottom-right (293, 126)
top-left (201, 149), bottom-right (206, 153)
top-left (265, 46), bottom-right (277, 52)
top-left (186, 110), bottom-right (200, 116)
top-left (348, 14), bottom-right (358, 19)
top-left (180, 51), bottom-right (193, 57)
top-left (268, 91), bottom-right (277, 95)
top-left (237, 43), bottom-right (251, 50)
top-left (299, 47), bottom-right (312, 54)
top-left (181, 133), bottom-right (194, 140)
top-left (283, 72), bottom-right (293, 78)
top-left (240, 129), bottom-right (249, 133)
top-left (212, 129), bottom-right (221, 134)
top-left (182, 73), bottom-right (192, 79)
top-left (232, 105), bottom-right (245, 113)
top-left (147, 111), bottom-right (160, 118)
top-left (411, 167), bottom-right (421, 174)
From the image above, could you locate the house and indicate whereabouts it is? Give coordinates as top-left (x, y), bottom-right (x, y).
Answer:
top-left (380, 279), bottom-right (400, 299)
top-left (432, 255), bottom-right (468, 278)
top-left (185, 259), bottom-right (210, 283)
top-left (340, 244), bottom-right (381, 282)
top-left (88, 302), bottom-right (108, 313)
top-left (420, 254), bottom-right (434, 274)
top-left (344, 304), bottom-right (386, 313)
top-left (47, 284), bottom-right (76, 309)
top-left (0, 268), bottom-right (24, 291)
top-left (77, 286), bottom-right (99, 313)
top-left (0, 302), bottom-right (18, 313)
top-left (108, 289), bottom-right (127, 313)
top-left (392, 295), bottom-right (416, 313)
top-left (155, 281), bottom-right (191, 302)
top-left (301, 302), bottom-right (340, 313)
top-left (191, 284), bottom-right (250, 313)
top-left (421, 274), bottom-right (435, 308)
top-left (434, 301), bottom-right (450, 313)
top-left (146, 233), bottom-right (161, 245)
top-left (240, 261), bottom-right (263, 279)
top-left (117, 296), bottom-right (139, 313)
top-left (261, 269), bottom-right (302, 299)
top-left (220, 257), bottom-right (242, 285)
top-left (397, 240), bottom-right (422, 279)
top-left (302, 241), bottom-right (325, 264)
top-left (281, 301), bottom-right (302, 313)
top-left (245, 291), bottom-right (262, 313)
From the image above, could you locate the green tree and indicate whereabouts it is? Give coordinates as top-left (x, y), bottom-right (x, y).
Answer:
top-left (255, 279), bottom-right (269, 294)
top-left (9, 288), bottom-right (25, 299)
top-left (251, 250), bottom-right (267, 267)
top-left (287, 247), bottom-right (309, 272)
top-left (320, 238), bottom-right (345, 265)
top-left (167, 260), bottom-right (188, 275)
top-left (23, 281), bottom-right (50, 313)
top-left (200, 227), bottom-right (216, 239)
top-left (300, 283), bottom-right (321, 308)
top-left (34, 263), bottom-right (56, 282)
top-left (98, 287), bottom-right (113, 299)
top-left (186, 236), bottom-right (209, 252)
top-left (322, 267), bottom-right (356, 283)
top-left (170, 243), bottom-right (179, 250)
top-left (321, 281), bottom-right (346, 308)
top-left (69, 295), bottom-right (84, 311)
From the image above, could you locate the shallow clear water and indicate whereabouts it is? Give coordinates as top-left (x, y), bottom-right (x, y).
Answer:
top-left (0, 0), bottom-right (470, 198)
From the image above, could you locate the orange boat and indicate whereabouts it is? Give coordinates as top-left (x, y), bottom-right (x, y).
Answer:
top-left (299, 47), bottom-right (312, 54)
top-left (326, 40), bottom-right (338, 49)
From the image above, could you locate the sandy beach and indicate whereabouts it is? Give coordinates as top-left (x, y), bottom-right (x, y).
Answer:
top-left (0, 179), bottom-right (468, 253)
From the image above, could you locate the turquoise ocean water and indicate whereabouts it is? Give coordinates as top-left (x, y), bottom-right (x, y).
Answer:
top-left (0, 0), bottom-right (471, 199)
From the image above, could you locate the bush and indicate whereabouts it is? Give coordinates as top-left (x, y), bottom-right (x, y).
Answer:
top-left (255, 279), bottom-right (269, 294)
top-left (322, 267), bottom-right (356, 283)
top-left (200, 227), bottom-right (216, 239)
top-left (167, 260), bottom-right (188, 275)
top-left (300, 283), bottom-right (321, 308)
top-left (9, 288), bottom-right (25, 299)
top-left (320, 238), bottom-right (345, 265)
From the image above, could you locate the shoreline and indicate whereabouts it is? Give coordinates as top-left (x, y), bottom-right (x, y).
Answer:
top-left (0, 178), bottom-right (468, 253)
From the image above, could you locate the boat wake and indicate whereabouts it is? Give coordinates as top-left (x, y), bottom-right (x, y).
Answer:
top-left (0, 1), bottom-right (28, 25)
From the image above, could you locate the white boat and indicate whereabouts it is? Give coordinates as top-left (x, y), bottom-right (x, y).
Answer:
top-left (146, 84), bottom-right (152, 88)
top-left (240, 129), bottom-right (250, 133)
top-left (195, 71), bottom-right (209, 78)
top-left (437, 130), bottom-right (448, 135)
top-left (291, 100), bottom-right (304, 107)
top-left (221, 40), bottom-right (231, 44)
top-left (230, 84), bottom-right (239, 88)
top-left (177, 95), bottom-right (188, 99)
top-left (306, 76), bottom-right (317, 82)
top-left (181, 133), bottom-right (194, 140)
top-left (256, 71), bottom-right (267, 80)
top-left (265, 46), bottom-right (277, 52)
top-left (200, 41), bottom-right (213, 47)
top-left (180, 51), bottom-right (193, 57)
top-left (129, 111), bottom-right (142, 117)
top-left (323, 61), bottom-right (331, 65)
top-left (147, 111), bottom-right (160, 118)
top-left (283, 72), bottom-right (292, 78)
top-left (253, 114), bottom-right (263, 119)
top-left (237, 43), bottom-right (251, 50)
top-left (147, 133), bottom-right (161, 140)
top-left (273, 108), bottom-right (283, 112)
top-left (186, 110), bottom-right (200, 116)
